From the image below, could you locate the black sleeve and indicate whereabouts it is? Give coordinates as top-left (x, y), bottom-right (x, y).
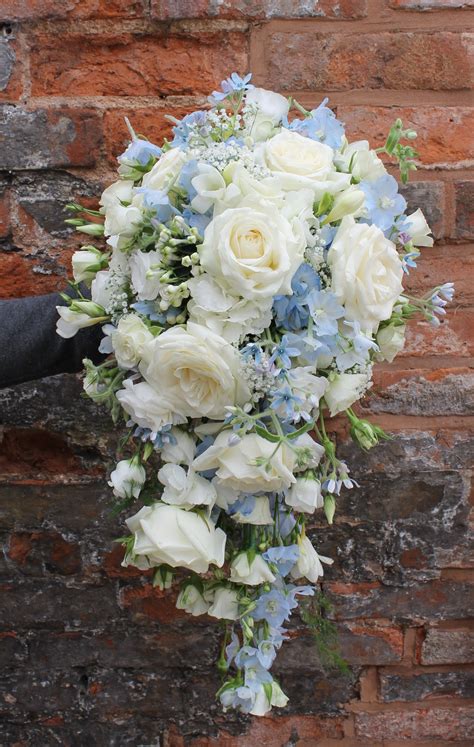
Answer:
top-left (0, 289), bottom-right (106, 389)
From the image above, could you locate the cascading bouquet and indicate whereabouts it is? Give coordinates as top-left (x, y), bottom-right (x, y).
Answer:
top-left (57, 73), bottom-right (454, 716)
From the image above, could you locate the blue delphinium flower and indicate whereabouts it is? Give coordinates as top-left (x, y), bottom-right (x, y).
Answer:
top-left (273, 263), bottom-right (321, 331)
top-left (118, 138), bottom-right (162, 165)
top-left (210, 72), bottom-right (253, 103)
top-left (263, 545), bottom-right (300, 577)
top-left (182, 208), bottom-right (211, 236)
top-left (220, 685), bottom-right (255, 713)
top-left (360, 174), bottom-right (407, 231)
top-left (307, 290), bottom-right (344, 336)
top-left (234, 646), bottom-right (273, 692)
top-left (131, 300), bottom-right (167, 323)
top-left (253, 589), bottom-right (293, 628)
top-left (136, 187), bottom-right (178, 223)
top-left (227, 495), bottom-right (256, 518)
top-left (335, 320), bottom-right (378, 371)
top-left (171, 111), bottom-right (209, 148)
top-left (287, 98), bottom-right (345, 150)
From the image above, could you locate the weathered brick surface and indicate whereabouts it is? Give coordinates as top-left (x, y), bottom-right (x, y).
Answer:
top-left (0, 1), bottom-right (473, 744)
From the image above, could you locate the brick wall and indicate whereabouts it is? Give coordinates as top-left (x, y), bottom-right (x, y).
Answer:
top-left (0, 1), bottom-right (473, 745)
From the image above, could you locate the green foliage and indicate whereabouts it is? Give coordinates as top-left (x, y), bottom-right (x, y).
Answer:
top-left (300, 593), bottom-right (350, 675)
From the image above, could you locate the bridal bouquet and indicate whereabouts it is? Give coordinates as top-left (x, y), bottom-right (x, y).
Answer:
top-left (57, 73), bottom-right (453, 716)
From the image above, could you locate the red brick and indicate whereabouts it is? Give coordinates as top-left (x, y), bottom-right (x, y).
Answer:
top-left (421, 627), bottom-right (474, 664)
top-left (8, 531), bottom-right (81, 576)
top-left (339, 621), bottom-right (404, 664)
top-left (103, 106), bottom-right (194, 166)
top-left (355, 707), bottom-right (474, 741)
top-left (0, 253), bottom-right (64, 297)
top-left (402, 310), bottom-right (473, 359)
top-left (404, 246), bottom-right (474, 307)
top-left (0, 0), bottom-right (146, 21)
top-left (152, 0), bottom-right (367, 19)
top-left (338, 106), bottom-right (474, 167)
top-left (30, 31), bottom-right (249, 97)
top-left (0, 428), bottom-right (85, 476)
top-left (390, 0), bottom-right (474, 8)
top-left (261, 32), bottom-right (472, 91)
top-left (454, 182), bottom-right (474, 240)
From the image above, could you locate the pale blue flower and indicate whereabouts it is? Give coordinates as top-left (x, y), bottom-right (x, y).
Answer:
top-left (263, 545), bottom-right (300, 576)
top-left (287, 98), bottom-right (345, 149)
top-left (210, 72), bottom-right (253, 103)
top-left (136, 187), bottom-right (178, 223)
top-left (360, 174), bottom-right (407, 231)
top-left (219, 685), bottom-right (255, 713)
top-left (270, 385), bottom-right (304, 420)
top-left (307, 290), bottom-right (344, 336)
top-left (253, 590), bottom-right (292, 628)
top-left (225, 631), bottom-right (240, 667)
top-left (172, 111), bottom-right (209, 147)
top-left (118, 138), bottom-right (161, 165)
top-left (269, 335), bottom-right (300, 368)
top-left (235, 647), bottom-right (273, 693)
top-left (273, 263), bottom-right (321, 331)
top-left (228, 495), bottom-right (256, 517)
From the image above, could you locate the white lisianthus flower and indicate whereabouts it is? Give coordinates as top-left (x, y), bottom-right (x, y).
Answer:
top-left (160, 428), bottom-right (196, 466)
top-left (109, 457), bottom-right (146, 499)
top-left (294, 433), bottom-right (326, 471)
top-left (192, 432), bottom-right (297, 493)
top-left (207, 587), bottom-right (240, 620)
top-left (103, 196), bottom-right (142, 239)
top-left (260, 129), bottom-right (348, 196)
top-left (231, 496), bottom-right (274, 525)
top-left (187, 274), bottom-right (273, 344)
top-left (402, 208), bottom-right (434, 247)
top-left (285, 474), bottom-right (323, 514)
top-left (244, 87), bottom-right (290, 142)
top-left (99, 180), bottom-right (134, 211)
top-left (291, 535), bottom-right (333, 583)
top-left (324, 372), bottom-right (372, 417)
top-left (230, 553), bottom-right (276, 586)
top-left (158, 463), bottom-right (217, 509)
top-left (191, 163), bottom-right (229, 213)
top-left (111, 314), bottom-right (154, 370)
top-left (335, 139), bottom-right (386, 182)
top-left (116, 378), bottom-right (186, 432)
top-left (56, 305), bottom-right (105, 339)
top-left (129, 249), bottom-right (163, 301)
top-left (328, 215), bottom-right (404, 332)
top-left (72, 247), bottom-right (106, 284)
top-left (125, 503), bottom-right (226, 573)
top-left (141, 147), bottom-right (186, 190)
top-left (176, 584), bottom-right (210, 617)
top-left (139, 322), bottom-right (250, 420)
top-left (199, 203), bottom-right (305, 300)
top-left (376, 323), bottom-right (406, 363)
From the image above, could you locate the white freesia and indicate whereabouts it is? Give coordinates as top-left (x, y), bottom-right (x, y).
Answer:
top-left (125, 503), bottom-right (226, 573)
top-left (139, 322), bottom-right (250, 420)
top-left (199, 203), bottom-right (305, 300)
top-left (99, 180), bottom-right (134, 211)
top-left (230, 553), bottom-right (276, 586)
top-left (103, 201), bottom-right (141, 239)
top-left (72, 248), bottom-right (105, 283)
top-left (207, 587), bottom-right (240, 620)
top-left (130, 249), bottom-right (163, 301)
top-left (329, 215), bottom-right (404, 332)
top-left (376, 323), bottom-right (406, 363)
top-left (109, 458), bottom-right (146, 499)
top-left (261, 129), bottom-right (349, 196)
top-left (402, 208), bottom-right (434, 247)
top-left (324, 372), bottom-right (372, 417)
top-left (56, 306), bottom-right (104, 339)
top-left (231, 496), bottom-right (273, 525)
top-left (285, 474), bottom-right (323, 514)
top-left (335, 139), bottom-right (386, 182)
top-left (192, 432), bottom-right (297, 493)
top-left (176, 584), bottom-right (210, 617)
top-left (325, 185), bottom-right (365, 223)
top-left (116, 378), bottom-right (186, 432)
top-left (160, 428), bottom-right (196, 466)
top-left (291, 535), bottom-right (333, 583)
top-left (141, 147), bottom-right (186, 190)
top-left (111, 314), bottom-right (154, 369)
top-left (244, 86), bottom-right (289, 141)
top-left (158, 463), bottom-right (217, 508)
top-left (187, 274), bottom-right (273, 344)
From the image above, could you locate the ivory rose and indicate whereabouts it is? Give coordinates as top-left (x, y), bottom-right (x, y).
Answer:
top-left (328, 215), bottom-right (404, 332)
top-left (111, 314), bottom-right (154, 369)
top-left (141, 147), bottom-right (186, 190)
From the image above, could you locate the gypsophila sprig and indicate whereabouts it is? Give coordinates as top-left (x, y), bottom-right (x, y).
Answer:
top-left (57, 73), bottom-right (454, 717)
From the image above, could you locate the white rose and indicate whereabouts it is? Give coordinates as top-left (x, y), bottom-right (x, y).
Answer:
top-left (291, 535), bottom-right (333, 583)
top-left (157, 463), bottom-right (216, 509)
top-left (187, 274), bottom-right (273, 344)
top-left (376, 323), bottom-right (406, 363)
top-left (230, 553), bottom-right (276, 586)
top-left (130, 249), bottom-right (163, 301)
top-left (111, 314), bottom-right (154, 369)
top-left (335, 140), bottom-right (386, 182)
top-left (402, 208), bottom-right (434, 248)
top-left (109, 457), bottom-right (146, 499)
top-left (139, 323), bottom-right (250, 420)
top-left (324, 372), bottom-right (372, 417)
top-left (328, 215), bottom-right (404, 332)
top-left (285, 475), bottom-right (323, 514)
top-left (244, 87), bottom-right (289, 141)
top-left (176, 584), bottom-right (210, 617)
top-left (199, 203), bottom-right (305, 300)
top-left (116, 378), bottom-right (186, 432)
top-left (160, 428), bottom-right (196, 465)
top-left (125, 503), bottom-right (226, 573)
top-left (231, 496), bottom-right (273, 525)
top-left (261, 129), bottom-right (348, 196)
top-left (207, 587), bottom-right (240, 620)
top-left (142, 147), bottom-right (186, 191)
top-left (193, 431), bottom-right (297, 493)
top-left (222, 162), bottom-right (284, 208)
